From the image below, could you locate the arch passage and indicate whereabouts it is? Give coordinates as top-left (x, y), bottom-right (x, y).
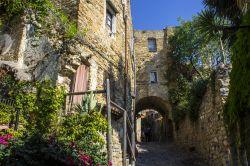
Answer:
top-left (136, 96), bottom-right (171, 117)
top-left (135, 96), bottom-right (173, 142)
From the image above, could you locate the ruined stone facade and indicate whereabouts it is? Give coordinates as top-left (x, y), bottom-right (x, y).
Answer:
top-left (0, 1), bottom-right (134, 165)
top-left (174, 66), bottom-right (231, 166)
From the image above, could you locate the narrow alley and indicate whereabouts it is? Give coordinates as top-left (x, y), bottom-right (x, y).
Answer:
top-left (136, 142), bottom-right (207, 166)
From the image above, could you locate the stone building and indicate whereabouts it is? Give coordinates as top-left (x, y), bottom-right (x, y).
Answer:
top-left (0, 0), bottom-right (135, 165)
top-left (1, 0), bottom-right (234, 165)
top-left (134, 28), bottom-right (232, 166)
top-left (134, 29), bottom-right (174, 142)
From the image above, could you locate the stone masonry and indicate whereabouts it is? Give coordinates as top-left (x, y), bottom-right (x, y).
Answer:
top-left (134, 29), bottom-right (174, 142)
top-left (174, 66), bottom-right (231, 166)
top-left (1, 1), bottom-right (235, 165)
top-left (134, 27), bottom-right (232, 166)
top-left (134, 30), bottom-right (168, 101)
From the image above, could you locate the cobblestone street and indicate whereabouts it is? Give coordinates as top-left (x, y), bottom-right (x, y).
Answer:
top-left (136, 142), bottom-right (207, 166)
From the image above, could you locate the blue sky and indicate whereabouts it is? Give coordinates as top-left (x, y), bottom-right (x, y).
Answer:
top-left (131, 0), bottom-right (204, 30)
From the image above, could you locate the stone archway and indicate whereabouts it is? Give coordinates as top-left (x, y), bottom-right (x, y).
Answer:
top-left (135, 96), bottom-right (173, 142)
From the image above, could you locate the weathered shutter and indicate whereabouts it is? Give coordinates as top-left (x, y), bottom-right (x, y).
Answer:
top-left (72, 64), bottom-right (89, 104)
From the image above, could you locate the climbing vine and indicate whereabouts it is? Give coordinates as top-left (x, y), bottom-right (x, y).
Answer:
top-left (169, 74), bottom-right (208, 126)
top-left (0, 0), bottom-right (85, 39)
top-left (225, 10), bottom-right (250, 128)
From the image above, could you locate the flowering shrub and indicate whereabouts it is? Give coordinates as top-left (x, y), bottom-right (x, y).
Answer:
top-left (0, 134), bottom-right (22, 164)
top-left (58, 94), bottom-right (109, 165)
top-left (65, 140), bottom-right (110, 166)
top-left (0, 82), bottom-right (110, 166)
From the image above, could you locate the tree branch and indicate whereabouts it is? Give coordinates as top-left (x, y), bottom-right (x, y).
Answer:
top-left (190, 57), bottom-right (204, 80)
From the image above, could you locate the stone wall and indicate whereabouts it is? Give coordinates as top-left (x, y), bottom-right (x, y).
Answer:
top-left (134, 29), bottom-right (169, 102)
top-left (174, 66), bottom-right (231, 166)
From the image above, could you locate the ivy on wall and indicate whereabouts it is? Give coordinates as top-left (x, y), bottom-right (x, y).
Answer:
top-left (224, 10), bottom-right (250, 162)
top-left (168, 74), bottom-right (208, 127)
top-left (225, 10), bottom-right (250, 128)
top-left (0, 0), bottom-right (85, 39)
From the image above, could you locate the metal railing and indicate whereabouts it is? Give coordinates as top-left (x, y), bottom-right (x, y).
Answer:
top-left (0, 79), bottom-right (136, 165)
top-left (65, 79), bottom-right (113, 162)
top-left (0, 97), bottom-right (20, 131)
top-left (66, 79), bottom-right (136, 166)
top-left (110, 100), bottom-right (136, 165)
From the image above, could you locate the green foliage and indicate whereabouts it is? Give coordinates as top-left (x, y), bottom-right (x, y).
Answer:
top-left (0, 133), bottom-right (24, 164)
top-left (0, 0), bottom-right (84, 39)
top-left (0, 103), bottom-right (15, 125)
top-left (189, 79), bottom-right (208, 121)
top-left (2, 135), bottom-right (69, 166)
top-left (202, 0), bottom-right (244, 25)
top-left (0, 0), bottom-right (51, 18)
top-left (14, 81), bottom-right (66, 134)
top-left (169, 75), bottom-right (208, 125)
top-left (168, 16), bottom-right (227, 80)
top-left (225, 10), bottom-right (250, 128)
top-left (0, 73), bottom-right (16, 98)
top-left (59, 94), bottom-right (107, 145)
top-left (169, 75), bottom-right (190, 125)
top-left (59, 112), bottom-right (107, 144)
top-left (0, 128), bottom-right (24, 139)
top-left (168, 15), bottom-right (229, 126)
top-left (75, 92), bottom-right (103, 115)
top-left (58, 94), bottom-right (108, 165)
top-left (0, 78), bottom-right (109, 165)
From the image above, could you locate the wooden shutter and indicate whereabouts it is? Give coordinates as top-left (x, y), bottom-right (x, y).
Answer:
top-left (72, 64), bottom-right (89, 104)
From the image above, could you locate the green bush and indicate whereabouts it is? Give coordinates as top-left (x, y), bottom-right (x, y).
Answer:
top-left (225, 10), bottom-right (250, 128)
top-left (12, 81), bottom-right (66, 135)
top-left (188, 79), bottom-right (208, 121)
top-left (169, 75), bottom-right (190, 125)
top-left (169, 75), bottom-right (208, 125)
top-left (0, 79), bottom-right (110, 166)
top-left (58, 94), bottom-right (109, 165)
top-left (0, 133), bottom-right (24, 164)
top-left (0, 0), bottom-right (83, 39)
top-left (0, 103), bottom-right (15, 125)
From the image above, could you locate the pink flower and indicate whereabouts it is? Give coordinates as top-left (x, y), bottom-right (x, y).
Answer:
top-left (96, 164), bottom-right (101, 166)
top-left (0, 136), bottom-right (5, 140)
top-left (5, 134), bottom-right (12, 140)
top-left (0, 140), bottom-right (8, 145)
top-left (0, 134), bottom-right (15, 146)
top-left (2, 141), bottom-right (8, 145)
top-left (108, 161), bottom-right (112, 166)
top-left (79, 154), bottom-right (92, 165)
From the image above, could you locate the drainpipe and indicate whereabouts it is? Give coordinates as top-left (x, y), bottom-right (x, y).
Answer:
top-left (131, 32), bottom-right (136, 166)
top-left (123, 2), bottom-right (128, 166)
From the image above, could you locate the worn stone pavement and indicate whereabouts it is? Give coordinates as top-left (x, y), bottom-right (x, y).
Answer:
top-left (136, 142), bottom-right (208, 166)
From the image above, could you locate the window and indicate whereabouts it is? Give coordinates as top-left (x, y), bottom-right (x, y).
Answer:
top-left (148, 38), bottom-right (157, 52)
top-left (106, 1), bottom-right (117, 34)
top-left (106, 10), bottom-right (113, 31)
top-left (150, 71), bottom-right (158, 83)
